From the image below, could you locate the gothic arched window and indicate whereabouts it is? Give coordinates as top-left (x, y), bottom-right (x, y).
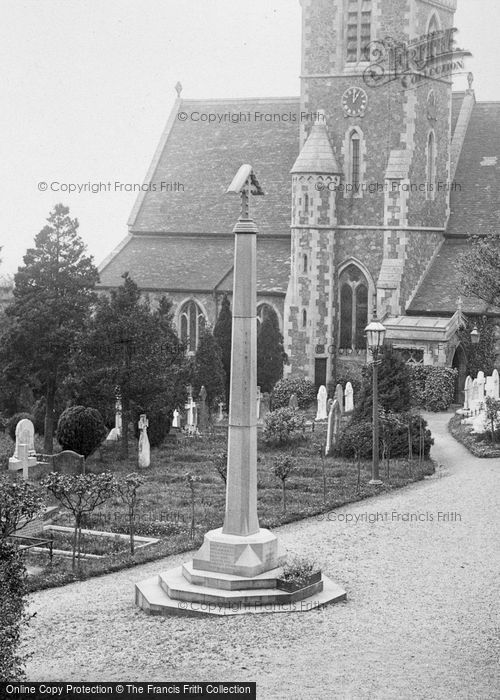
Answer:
top-left (346, 0), bottom-right (372, 63)
top-left (302, 309), bottom-right (307, 328)
top-left (426, 130), bottom-right (436, 200)
top-left (303, 254), bottom-right (308, 274)
top-left (339, 264), bottom-right (369, 350)
top-left (179, 300), bottom-right (206, 353)
top-left (257, 303), bottom-right (279, 331)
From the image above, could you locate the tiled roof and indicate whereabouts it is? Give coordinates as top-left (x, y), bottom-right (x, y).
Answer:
top-left (407, 238), bottom-right (495, 315)
top-left (448, 102), bottom-right (500, 238)
top-left (98, 233), bottom-right (291, 296)
top-left (217, 237), bottom-right (291, 295)
top-left (129, 97), bottom-right (300, 236)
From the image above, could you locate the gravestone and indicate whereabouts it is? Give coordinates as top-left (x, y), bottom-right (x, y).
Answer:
top-left (198, 386), bottom-right (209, 431)
top-left (185, 393), bottom-right (198, 433)
top-left (217, 402), bottom-right (224, 422)
top-left (9, 419), bottom-right (37, 476)
top-left (492, 369), bottom-right (499, 399)
top-left (288, 393), bottom-right (299, 411)
top-left (256, 386), bottom-right (261, 420)
top-left (344, 382), bottom-right (354, 413)
top-left (477, 371), bottom-right (486, 401)
top-left (325, 399), bottom-right (342, 456)
top-left (260, 392), bottom-right (271, 423)
top-left (463, 375), bottom-right (473, 410)
top-left (485, 376), bottom-right (495, 398)
top-left (172, 409), bottom-right (181, 429)
top-left (335, 384), bottom-right (344, 413)
top-left (106, 391), bottom-right (123, 442)
top-left (52, 450), bottom-right (85, 475)
top-left (138, 414), bottom-right (150, 468)
top-left (315, 385), bottom-right (328, 421)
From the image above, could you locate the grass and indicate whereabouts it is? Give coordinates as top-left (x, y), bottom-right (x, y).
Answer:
top-left (3, 419), bottom-right (435, 592)
top-left (448, 414), bottom-right (500, 458)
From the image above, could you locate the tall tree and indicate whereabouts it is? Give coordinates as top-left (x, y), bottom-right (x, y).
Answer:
top-left (457, 234), bottom-right (500, 308)
top-left (257, 313), bottom-right (285, 393)
top-left (192, 325), bottom-right (226, 410)
top-left (0, 205), bottom-right (98, 452)
top-left (213, 295), bottom-right (232, 405)
top-left (68, 276), bottom-right (188, 457)
top-left (354, 348), bottom-right (412, 419)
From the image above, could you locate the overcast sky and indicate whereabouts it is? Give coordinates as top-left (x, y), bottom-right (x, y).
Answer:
top-left (1, 0), bottom-right (498, 276)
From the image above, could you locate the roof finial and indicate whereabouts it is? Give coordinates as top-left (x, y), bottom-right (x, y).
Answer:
top-left (467, 72), bottom-right (474, 91)
top-left (175, 81), bottom-right (183, 98)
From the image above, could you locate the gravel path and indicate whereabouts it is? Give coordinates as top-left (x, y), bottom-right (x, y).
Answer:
top-left (24, 413), bottom-right (500, 699)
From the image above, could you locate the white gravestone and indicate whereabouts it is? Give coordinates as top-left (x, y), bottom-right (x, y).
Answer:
top-left (315, 385), bottom-right (328, 421)
top-left (172, 409), bottom-right (181, 429)
top-left (138, 414), bottom-right (150, 468)
top-left (477, 371), bottom-right (486, 402)
top-left (492, 369), bottom-right (499, 399)
top-left (217, 402), bottom-right (224, 422)
top-left (9, 418), bottom-right (37, 476)
top-left (485, 376), bottom-right (495, 398)
top-left (325, 399), bottom-right (342, 456)
top-left (463, 375), bottom-right (473, 410)
top-left (344, 382), bottom-right (354, 413)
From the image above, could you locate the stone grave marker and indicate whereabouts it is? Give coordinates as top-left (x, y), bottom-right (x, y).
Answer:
top-left (9, 419), bottom-right (37, 476)
top-left (172, 409), bottom-right (181, 429)
top-left (52, 450), bottom-right (85, 475)
top-left (217, 402), bottom-right (224, 422)
top-left (138, 414), bottom-right (150, 468)
top-left (315, 385), bottom-right (328, 421)
top-left (477, 371), bottom-right (486, 401)
top-left (463, 375), bottom-right (473, 410)
top-left (288, 393), bottom-right (299, 411)
top-left (492, 369), bottom-right (499, 399)
top-left (335, 384), bottom-right (344, 413)
top-left (325, 399), bottom-right (342, 456)
top-left (198, 385), bottom-right (209, 431)
top-left (344, 382), bottom-right (354, 413)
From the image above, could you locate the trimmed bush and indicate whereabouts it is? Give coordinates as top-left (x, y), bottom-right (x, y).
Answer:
top-left (56, 406), bottom-right (107, 459)
top-left (263, 407), bottom-right (306, 445)
top-left (354, 350), bottom-right (412, 419)
top-left (271, 377), bottom-right (317, 410)
top-left (335, 414), bottom-right (433, 459)
top-left (7, 413), bottom-right (35, 442)
top-left (409, 366), bottom-right (457, 411)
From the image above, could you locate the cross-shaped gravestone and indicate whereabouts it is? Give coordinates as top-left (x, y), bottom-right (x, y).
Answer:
top-left (138, 414), bottom-right (150, 468)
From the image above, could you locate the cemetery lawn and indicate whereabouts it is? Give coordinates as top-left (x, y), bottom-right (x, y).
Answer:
top-left (25, 421), bottom-right (435, 592)
top-left (448, 415), bottom-right (500, 458)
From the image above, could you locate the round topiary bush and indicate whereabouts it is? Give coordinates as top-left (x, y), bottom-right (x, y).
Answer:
top-left (271, 377), bottom-right (317, 410)
top-left (56, 406), bottom-right (107, 459)
top-left (263, 407), bottom-right (306, 445)
top-left (7, 413), bottom-right (36, 442)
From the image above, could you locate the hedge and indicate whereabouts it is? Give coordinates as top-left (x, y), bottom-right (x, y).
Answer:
top-left (409, 366), bottom-right (457, 411)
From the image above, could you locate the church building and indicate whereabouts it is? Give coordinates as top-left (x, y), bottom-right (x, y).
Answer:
top-left (98, 0), bottom-right (500, 396)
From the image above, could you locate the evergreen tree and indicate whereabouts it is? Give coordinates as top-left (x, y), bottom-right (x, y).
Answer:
top-left (457, 234), bottom-right (500, 309)
top-left (213, 295), bottom-right (232, 405)
top-left (68, 276), bottom-right (188, 457)
top-left (257, 313), bottom-right (285, 393)
top-left (354, 348), bottom-right (412, 419)
top-left (0, 205), bottom-right (98, 452)
top-left (192, 325), bottom-right (226, 409)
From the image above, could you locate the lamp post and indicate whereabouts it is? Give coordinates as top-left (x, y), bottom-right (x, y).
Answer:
top-left (365, 314), bottom-right (386, 485)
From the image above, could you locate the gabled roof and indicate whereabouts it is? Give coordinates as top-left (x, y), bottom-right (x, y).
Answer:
top-left (448, 102), bottom-right (500, 238)
top-left (98, 233), bottom-right (291, 296)
top-left (128, 97), bottom-right (300, 236)
top-left (407, 238), bottom-right (497, 316)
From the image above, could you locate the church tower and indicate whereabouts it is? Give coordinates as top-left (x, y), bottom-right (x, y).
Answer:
top-left (285, 0), bottom-right (458, 382)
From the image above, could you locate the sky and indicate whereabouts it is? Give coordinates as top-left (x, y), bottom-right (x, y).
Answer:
top-left (1, 0), bottom-right (498, 276)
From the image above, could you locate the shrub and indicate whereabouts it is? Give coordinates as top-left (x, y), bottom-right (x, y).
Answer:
top-left (335, 414), bottom-right (433, 459)
top-left (56, 406), bottom-right (107, 458)
top-left (0, 542), bottom-right (31, 681)
top-left (0, 475), bottom-right (45, 539)
top-left (263, 407), bottom-right (306, 445)
top-left (408, 366), bottom-right (457, 411)
top-left (7, 413), bottom-right (35, 442)
top-left (271, 377), bottom-right (317, 410)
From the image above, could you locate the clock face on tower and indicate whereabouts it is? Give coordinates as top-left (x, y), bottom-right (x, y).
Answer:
top-left (342, 86), bottom-right (368, 117)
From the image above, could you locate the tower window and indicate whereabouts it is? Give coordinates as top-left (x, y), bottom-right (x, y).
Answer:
top-left (346, 0), bottom-right (372, 63)
top-left (426, 131), bottom-right (436, 200)
top-left (304, 193), bottom-right (309, 216)
top-left (351, 133), bottom-right (360, 187)
top-left (302, 309), bottom-right (307, 328)
top-left (339, 264), bottom-right (369, 350)
top-left (303, 254), bottom-right (308, 273)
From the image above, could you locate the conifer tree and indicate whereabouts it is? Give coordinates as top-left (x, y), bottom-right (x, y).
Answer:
top-left (213, 295), bottom-right (232, 405)
top-left (0, 205), bottom-right (98, 452)
top-left (257, 313), bottom-right (285, 393)
top-left (192, 325), bottom-right (226, 410)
